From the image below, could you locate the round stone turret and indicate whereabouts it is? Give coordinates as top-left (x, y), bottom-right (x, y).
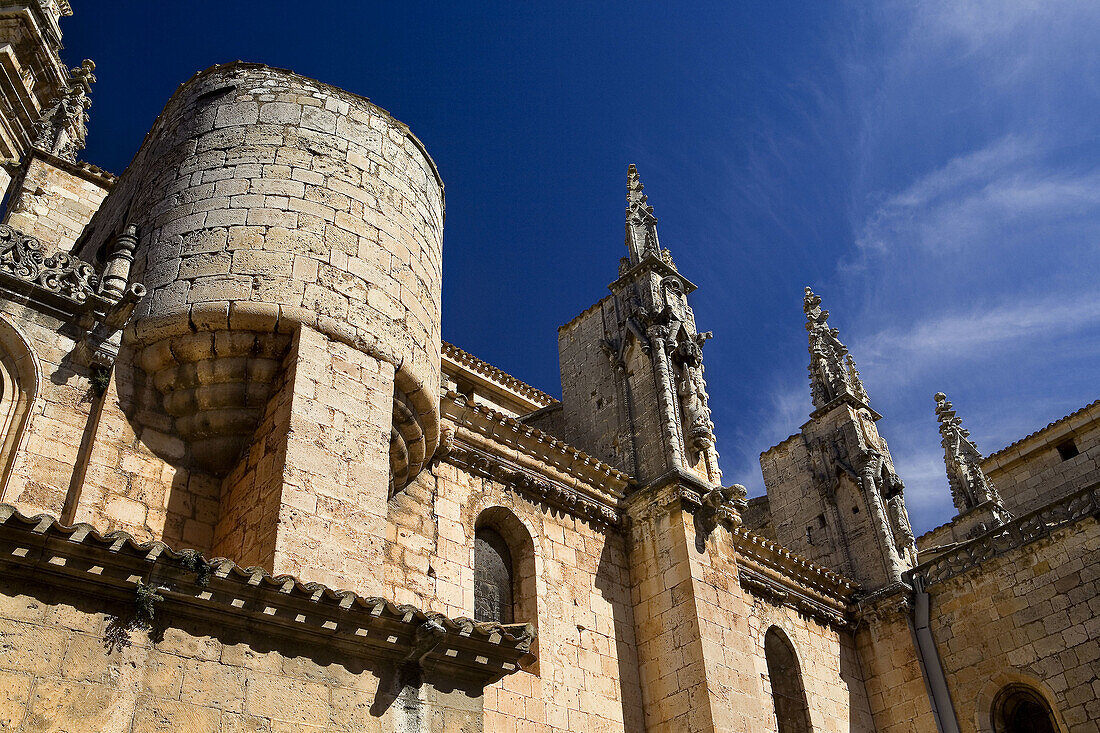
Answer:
top-left (78, 63), bottom-right (444, 486)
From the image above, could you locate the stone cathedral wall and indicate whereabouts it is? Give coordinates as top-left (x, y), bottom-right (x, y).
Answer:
top-left (390, 460), bottom-right (645, 733)
top-left (859, 515), bottom-right (1100, 733)
top-left (981, 401), bottom-right (1100, 518)
top-left (2, 152), bottom-right (112, 254)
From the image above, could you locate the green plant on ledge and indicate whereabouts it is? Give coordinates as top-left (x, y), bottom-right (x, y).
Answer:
top-left (89, 365), bottom-right (112, 396)
top-left (133, 580), bottom-right (165, 630)
top-left (180, 550), bottom-right (213, 587)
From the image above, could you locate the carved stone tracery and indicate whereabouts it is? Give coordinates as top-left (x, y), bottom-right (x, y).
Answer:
top-left (0, 224), bottom-right (97, 300)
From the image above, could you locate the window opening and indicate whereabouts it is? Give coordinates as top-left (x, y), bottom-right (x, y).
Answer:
top-left (764, 627), bottom-right (812, 733)
top-left (1056, 439), bottom-right (1079, 461)
top-left (474, 526), bottom-right (513, 624)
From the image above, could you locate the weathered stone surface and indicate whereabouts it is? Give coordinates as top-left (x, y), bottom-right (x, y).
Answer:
top-left (0, 8), bottom-right (1093, 732)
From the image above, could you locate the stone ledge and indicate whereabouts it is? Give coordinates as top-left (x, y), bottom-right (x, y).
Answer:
top-left (731, 526), bottom-right (859, 609)
top-left (442, 341), bottom-right (558, 410)
top-left (444, 441), bottom-right (622, 528)
top-left (24, 147), bottom-right (116, 187)
top-left (0, 503), bottom-right (535, 687)
top-left (441, 391), bottom-right (630, 495)
top-left (907, 482), bottom-right (1100, 588)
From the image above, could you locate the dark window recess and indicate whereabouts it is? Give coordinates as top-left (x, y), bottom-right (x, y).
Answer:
top-left (474, 527), bottom-right (513, 624)
top-left (806, 514), bottom-right (828, 545)
top-left (764, 627), bottom-right (813, 733)
top-left (1056, 439), bottom-right (1079, 461)
top-left (852, 505), bottom-right (860, 514)
top-left (456, 379), bottom-right (475, 401)
top-left (993, 684), bottom-right (1058, 733)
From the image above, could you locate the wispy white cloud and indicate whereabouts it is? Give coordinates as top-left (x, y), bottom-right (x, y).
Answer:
top-left (853, 136), bottom-right (1100, 257)
top-left (856, 293), bottom-right (1100, 376)
top-left (719, 379), bottom-right (809, 496)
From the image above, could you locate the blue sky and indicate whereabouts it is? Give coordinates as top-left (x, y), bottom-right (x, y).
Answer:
top-left (66, 2), bottom-right (1098, 534)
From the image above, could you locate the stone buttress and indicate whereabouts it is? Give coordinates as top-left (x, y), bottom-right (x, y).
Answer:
top-left (540, 167), bottom-right (789, 731)
top-left (759, 288), bottom-right (917, 592)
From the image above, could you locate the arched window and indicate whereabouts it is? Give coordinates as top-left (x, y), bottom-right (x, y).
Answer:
top-left (474, 526), bottom-right (513, 624)
top-left (992, 684), bottom-right (1059, 733)
top-left (472, 507), bottom-right (537, 628)
top-left (764, 627), bottom-right (812, 733)
top-left (0, 317), bottom-right (37, 501)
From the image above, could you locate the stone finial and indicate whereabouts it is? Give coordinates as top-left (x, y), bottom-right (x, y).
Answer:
top-left (32, 59), bottom-right (95, 162)
top-left (804, 287), bottom-right (869, 411)
top-left (934, 392), bottom-right (1010, 523)
top-left (624, 164), bottom-right (661, 265)
top-left (99, 224), bottom-right (138, 298)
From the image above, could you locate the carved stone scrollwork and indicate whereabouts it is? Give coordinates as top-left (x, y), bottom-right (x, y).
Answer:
top-left (0, 225), bottom-right (98, 302)
top-left (0, 225), bottom-right (145, 368)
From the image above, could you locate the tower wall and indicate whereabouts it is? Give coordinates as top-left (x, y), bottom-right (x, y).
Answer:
top-left (2, 151), bottom-right (112, 252)
top-left (76, 63), bottom-right (444, 486)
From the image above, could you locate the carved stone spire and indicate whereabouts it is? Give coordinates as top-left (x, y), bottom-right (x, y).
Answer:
top-left (32, 59), bottom-right (95, 162)
top-left (804, 287), bottom-right (869, 411)
top-left (624, 164), bottom-right (663, 267)
top-left (934, 392), bottom-right (1010, 525)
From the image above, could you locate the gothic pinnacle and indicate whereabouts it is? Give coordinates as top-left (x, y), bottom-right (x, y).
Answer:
top-left (803, 286), bottom-right (827, 326)
top-left (804, 287), bottom-right (869, 410)
top-left (933, 391), bottom-right (1010, 521)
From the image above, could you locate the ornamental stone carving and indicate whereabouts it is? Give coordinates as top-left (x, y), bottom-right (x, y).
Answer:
top-left (804, 287), bottom-right (869, 410)
top-left (672, 332), bottom-right (716, 452)
top-left (934, 392), bottom-right (1011, 528)
top-left (0, 223), bottom-right (97, 302)
top-left (33, 60), bottom-right (95, 162)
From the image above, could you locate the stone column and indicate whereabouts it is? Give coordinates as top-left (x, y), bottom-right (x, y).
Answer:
top-left (646, 326), bottom-right (685, 472)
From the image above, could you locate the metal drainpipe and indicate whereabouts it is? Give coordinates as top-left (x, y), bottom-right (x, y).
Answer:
top-left (909, 575), bottom-right (961, 733)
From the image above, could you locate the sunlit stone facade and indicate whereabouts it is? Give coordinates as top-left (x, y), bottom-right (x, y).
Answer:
top-left (0, 4), bottom-right (1095, 731)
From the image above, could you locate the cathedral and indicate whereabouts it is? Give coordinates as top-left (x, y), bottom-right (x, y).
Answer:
top-left (0, 3), bottom-right (1096, 731)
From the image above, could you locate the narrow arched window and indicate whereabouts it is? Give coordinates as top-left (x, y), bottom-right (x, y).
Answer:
top-left (993, 684), bottom-right (1059, 733)
top-left (474, 526), bottom-right (514, 624)
top-left (0, 317), bottom-right (37, 502)
top-left (764, 627), bottom-right (812, 733)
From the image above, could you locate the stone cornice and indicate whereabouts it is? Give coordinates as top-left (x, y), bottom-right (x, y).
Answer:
top-left (441, 341), bottom-right (558, 410)
top-left (0, 504), bottom-right (534, 685)
top-left (737, 566), bottom-right (853, 630)
top-left (26, 146), bottom-right (117, 186)
top-left (608, 253), bottom-right (697, 294)
top-left (444, 441), bottom-right (622, 528)
top-left (441, 391), bottom-right (630, 494)
top-left (731, 526), bottom-right (859, 607)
